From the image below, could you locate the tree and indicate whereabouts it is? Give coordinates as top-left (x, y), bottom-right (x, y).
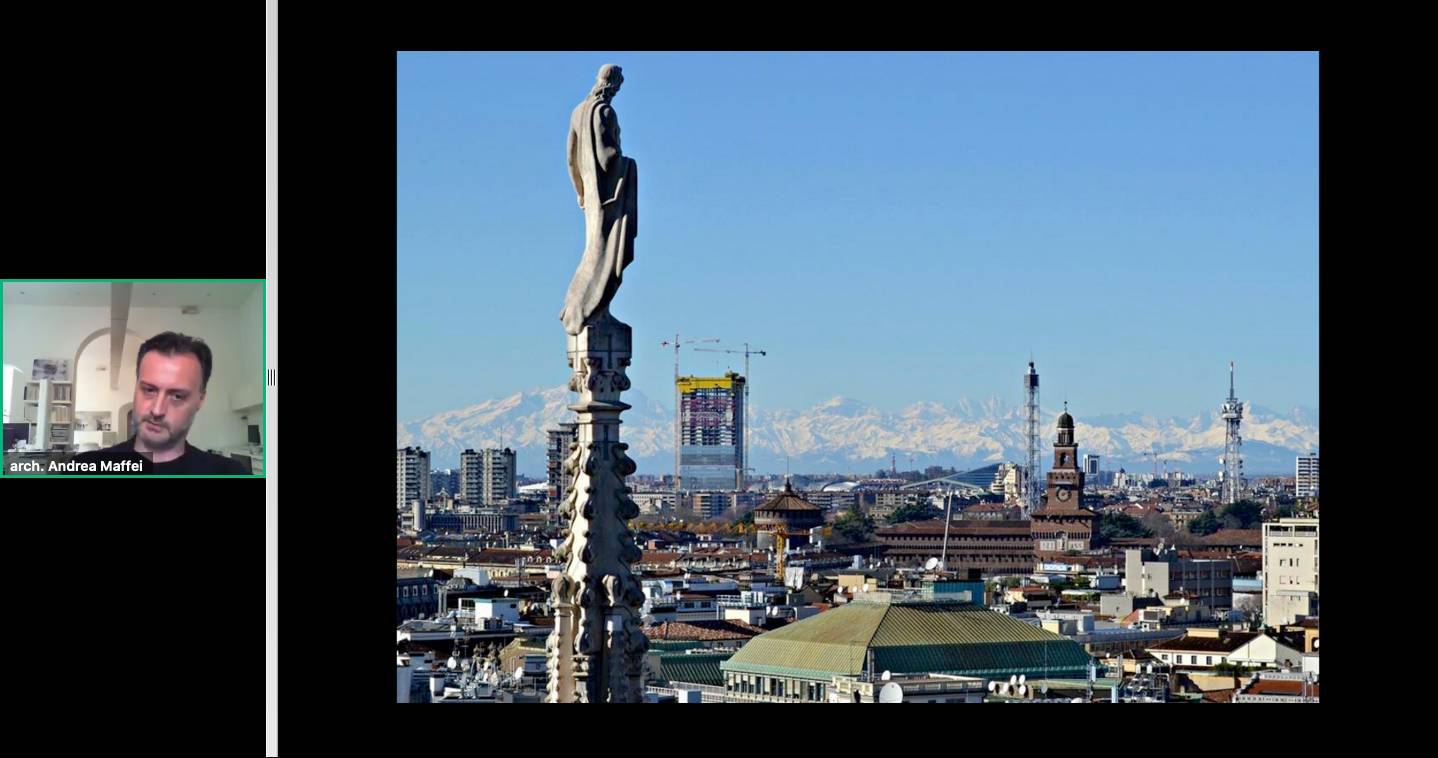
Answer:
top-left (1096, 512), bottom-right (1152, 546)
top-left (1219, 500), bottom-right (1263, 530)
top-left (1188, 511), bottom-right (1221, 536)
top-left (886, 502), bottom-right (935, 525)
top-left (833, 505), bottom-right (875, 543)
top-left (1141, 510), bottom-right (1178, 543)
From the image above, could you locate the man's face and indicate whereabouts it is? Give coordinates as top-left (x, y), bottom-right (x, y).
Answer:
top-left (134, 351), bottom-right (205, 449)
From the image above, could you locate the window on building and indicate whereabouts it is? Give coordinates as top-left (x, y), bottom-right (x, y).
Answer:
top-left (1206, 656), bottom-right (1213, 665)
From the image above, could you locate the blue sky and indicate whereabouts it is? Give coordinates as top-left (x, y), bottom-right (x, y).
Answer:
top-left (397, 52), bottom-right (1317, 423)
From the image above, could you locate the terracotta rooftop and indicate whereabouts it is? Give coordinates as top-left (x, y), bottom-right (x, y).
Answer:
top-left (755, 482), bottom-right (823, 513)
top-left (1194, 529), bottom-right (1263, 546)
top-left (878, 519), bottom-right (1031, 535)
top-left (1246, 679), bottom-right (1320, 698)
top-left (643, 619), bottom-right (768, 642)
top-left (1201, 688), bottom-right (1237, 703)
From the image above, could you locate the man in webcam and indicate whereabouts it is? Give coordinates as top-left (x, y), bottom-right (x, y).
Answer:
top-left (72, 331), bottom-right (250, 474)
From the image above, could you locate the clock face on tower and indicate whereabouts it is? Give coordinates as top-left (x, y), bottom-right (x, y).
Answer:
top-left (1056, 488), bottom-right (1071, 502)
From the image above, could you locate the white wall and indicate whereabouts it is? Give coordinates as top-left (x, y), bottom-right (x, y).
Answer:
top-left (75, 329), bottom-right (140, 438)
top-left (237, 282), bottom-right (264, 447)
top-left (2, 363), bottom-right (21, 422)
top-left (2, 285), bottom-right (263, 452)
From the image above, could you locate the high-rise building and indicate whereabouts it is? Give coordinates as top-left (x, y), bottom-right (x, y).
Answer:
top-left (1296, 454), bottom-right (1319, 498)
top-left (482, 448), bottom-right (517, 505)
top-left (429, 468), bottom-right (458, 498)
top-left (459, 449), bottom-right (482, 505)
top-left (547, 423), bottom-right (579, 505)
top-left (1083, 454), bottom-right (1100, 479)
top-left (397, 447), bottom-right (431, 510)
top-left (458, 448), bottom-right (517, 506)
top-left (1263, 518), bottom-right (1320, 626)
top-left (678, 372), bottom-right (745, 491)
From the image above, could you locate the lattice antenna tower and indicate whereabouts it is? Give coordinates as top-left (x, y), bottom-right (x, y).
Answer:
top-left (1024, 360), bottom-right (1042, 516)
top-left (1220, 361), bottom-right (1245, 505)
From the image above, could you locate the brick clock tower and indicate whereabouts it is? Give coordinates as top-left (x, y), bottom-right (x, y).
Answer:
top-left (1032, 403), bottom-right (1099, 552)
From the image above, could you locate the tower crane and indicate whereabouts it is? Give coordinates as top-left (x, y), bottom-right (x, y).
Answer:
top-left (694, 343), bottom-right (767, 491)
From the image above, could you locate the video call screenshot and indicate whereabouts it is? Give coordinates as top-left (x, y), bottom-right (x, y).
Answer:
top-left (2, 280), bottom-right (270, 477)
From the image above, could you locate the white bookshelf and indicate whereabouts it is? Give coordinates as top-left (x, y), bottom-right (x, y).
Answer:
top-left (23, 379), bottom-right (74, 450)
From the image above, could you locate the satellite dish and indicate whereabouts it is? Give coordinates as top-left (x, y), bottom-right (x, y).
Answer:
top-left (878, 682), bottom-right (904, 703)
top-left (880, 670), bottom-right (892, 681)
top-left (924, 557), bottom-right (940, 571)
top-left (1018, 674), bottom-right (1026, 685)
top-left (1009, 675), bottom-right (1018, 686)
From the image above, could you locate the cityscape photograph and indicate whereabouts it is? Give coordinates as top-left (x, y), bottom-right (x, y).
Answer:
top-left (396, 52), bottom-right (1319, 703)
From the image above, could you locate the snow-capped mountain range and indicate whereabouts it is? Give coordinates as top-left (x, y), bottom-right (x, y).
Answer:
top-left (397, 387), bottom-right (1319, 478)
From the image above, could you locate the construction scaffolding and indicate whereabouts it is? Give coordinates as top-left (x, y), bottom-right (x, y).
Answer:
top-left (677, 372), bottom-right (746, 491)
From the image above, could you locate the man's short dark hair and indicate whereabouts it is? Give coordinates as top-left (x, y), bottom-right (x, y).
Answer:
top-left (136, 332), bottom-right (213, 392)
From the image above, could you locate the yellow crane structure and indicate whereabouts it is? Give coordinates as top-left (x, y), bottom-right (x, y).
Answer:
top-left (772, 525), bottom-right (797, 582)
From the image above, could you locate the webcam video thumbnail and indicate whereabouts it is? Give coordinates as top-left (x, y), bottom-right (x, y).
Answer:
top-left (2, 280), bottom-right (265, 476)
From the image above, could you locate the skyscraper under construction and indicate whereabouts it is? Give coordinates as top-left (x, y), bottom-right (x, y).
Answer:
top-left (677, 372), bottom-right (745, 491)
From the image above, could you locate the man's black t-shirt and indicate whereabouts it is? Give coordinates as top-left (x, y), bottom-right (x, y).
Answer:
top-left (71, 437), bottom-right (252, 475)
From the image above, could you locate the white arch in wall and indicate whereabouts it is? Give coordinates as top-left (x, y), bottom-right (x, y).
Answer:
top-left (72, 326), bottom-right (143, 432)
top-left (118, 401), bottom-right (135, 438)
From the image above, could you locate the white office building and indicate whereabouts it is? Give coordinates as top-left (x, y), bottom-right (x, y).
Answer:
top-left (458, 447), bottom-right (516, 506)
top-left (397, 447), bottom-right (431, 510)
top-left (1263, 517), bottom-right (1320, 626)
top-left (1296, 454), bottom-right (1319, 498)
